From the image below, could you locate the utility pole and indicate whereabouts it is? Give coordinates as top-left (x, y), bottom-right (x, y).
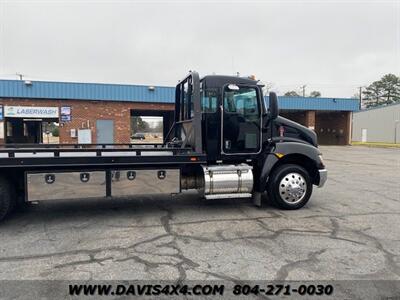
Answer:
top-left (300, 85), bottom-right (306, 97)
top-left (16, 73), bottom-right (24, 80)
top-left (359, 86), bottom-right (363, 110)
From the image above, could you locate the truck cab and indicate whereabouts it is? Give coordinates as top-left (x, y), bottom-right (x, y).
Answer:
top-left (167, 71), bottom-right (327, 207)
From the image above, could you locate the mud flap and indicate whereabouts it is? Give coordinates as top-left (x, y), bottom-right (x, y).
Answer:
top-left (252, 191), bottom-right (262, 207)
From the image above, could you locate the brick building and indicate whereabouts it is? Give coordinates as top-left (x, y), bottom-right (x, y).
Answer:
top-left (0, 79), bottom-right (359, 145)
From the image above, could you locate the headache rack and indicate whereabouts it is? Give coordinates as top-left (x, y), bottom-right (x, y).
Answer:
top-left (0, 143), bottom-right (206, 168)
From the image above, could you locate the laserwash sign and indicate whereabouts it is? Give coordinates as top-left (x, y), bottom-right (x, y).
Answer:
top-left (4, 106), bottom-right (59, 118)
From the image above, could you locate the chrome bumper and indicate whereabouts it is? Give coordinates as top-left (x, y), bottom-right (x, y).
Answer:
top-left (317, 169), bottom-right (328, 187)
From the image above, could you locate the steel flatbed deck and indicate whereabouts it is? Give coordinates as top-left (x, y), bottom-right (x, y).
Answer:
top-left (0, 143), bottom-right (206, 168)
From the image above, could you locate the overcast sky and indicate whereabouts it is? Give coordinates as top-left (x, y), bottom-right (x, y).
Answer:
top-left (0, 0), bottom-right (399, 97)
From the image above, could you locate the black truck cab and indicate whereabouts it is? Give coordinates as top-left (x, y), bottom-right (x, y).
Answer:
top-left (168, 71), bottom-right (327, 207)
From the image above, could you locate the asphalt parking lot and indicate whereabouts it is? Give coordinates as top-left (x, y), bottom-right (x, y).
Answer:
top-left (0, 146), bottom-right (399, 281)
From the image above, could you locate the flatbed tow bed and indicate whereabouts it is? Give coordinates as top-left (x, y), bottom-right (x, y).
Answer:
top-left (0, 143), bottom-right (206, 168)
top-left (0, 71), bottom-right (327, 221)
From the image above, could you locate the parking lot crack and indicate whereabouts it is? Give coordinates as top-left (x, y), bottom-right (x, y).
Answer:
top-left (158, 205), bottom-right (201, 282)
top-left (350, 228), bottom-right (400, 277)
top-left (327, 218), bottom-right (366, 245)
top-left (54, 254), bottom-right (114, 269)
top-left (275, 249), bottom-right (327, 280)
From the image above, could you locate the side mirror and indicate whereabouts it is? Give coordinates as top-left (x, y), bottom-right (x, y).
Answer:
top-left (268, 91), bottom-right (279, 120)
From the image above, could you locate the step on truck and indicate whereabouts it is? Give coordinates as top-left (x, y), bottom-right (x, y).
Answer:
top-left (0, 72), bottom-right (327, 221)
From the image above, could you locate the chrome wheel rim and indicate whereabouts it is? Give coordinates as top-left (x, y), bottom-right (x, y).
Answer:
top-left (279, 172), bottom-right (307, 204)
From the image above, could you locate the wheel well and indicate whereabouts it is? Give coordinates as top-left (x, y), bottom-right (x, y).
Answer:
top-left (269, 154), bottom-right (319, 185)
top-left (0, 169), bottom-right (24, 197)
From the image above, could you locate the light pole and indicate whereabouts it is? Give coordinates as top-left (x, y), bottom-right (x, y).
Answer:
top-left (395, 120), bottom-right (400, 144)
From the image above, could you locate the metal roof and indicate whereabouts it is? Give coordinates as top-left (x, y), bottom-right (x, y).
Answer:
top-left (269, 96), bottom-right (360, 112)
top-left (0, 79), bottom-right (359, 111)
top-left (0, 79), bottom-right (175, 104)
top-left (353, 101), bottom-right (400, 113)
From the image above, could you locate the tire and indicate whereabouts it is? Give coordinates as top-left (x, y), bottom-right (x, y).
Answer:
top-left (0, 177), bottom-right (15, 221)
top-left (267, 164), bottom-right (313, 210)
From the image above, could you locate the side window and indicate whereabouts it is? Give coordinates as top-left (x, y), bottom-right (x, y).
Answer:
top-left (201, 90), bottom-right (218, 113)
top-left (222, 86), bottom-right (261, 153)
top-left (180, 82), bottom-right (193, 120)
top-left (183, 82), bottom-right (189, 119)
top-left (224, 88), bottom-right (259, 120)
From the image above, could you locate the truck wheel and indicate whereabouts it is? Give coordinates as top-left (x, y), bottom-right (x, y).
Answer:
top-left (267, 164), bottom-right (312, 210)
top-left (0, 177), bottom-right (15, 221)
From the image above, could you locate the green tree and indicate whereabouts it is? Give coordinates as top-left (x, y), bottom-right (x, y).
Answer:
top-left (51, 127), bottom-right (59, 137)
top-left (284, 91), bottom-right (300, 97)
top-left (309, 91), bottom-right (321, 97)
top-left (131, 116), bottom-right (149, 133)
top-left (362, 74), bottom-right (400, 108)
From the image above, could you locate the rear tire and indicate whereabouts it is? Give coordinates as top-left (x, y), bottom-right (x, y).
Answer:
top-left (267, 164), bottom-right (312, 210)
top-left (0, 177), bottom-right (15, 221)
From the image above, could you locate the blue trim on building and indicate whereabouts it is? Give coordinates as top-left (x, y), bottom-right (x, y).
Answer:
top-left (265, 96), bottom-right (360, 112)
top-left (0, 79), bottom-right (359, 111)
top-left (0, 79), bottom-right (175, 104)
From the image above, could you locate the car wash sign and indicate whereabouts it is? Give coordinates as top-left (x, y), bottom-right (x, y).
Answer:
top-left (4, 106), bottom-right (59, 119)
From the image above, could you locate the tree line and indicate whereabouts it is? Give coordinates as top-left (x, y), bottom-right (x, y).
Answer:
top-left (360, 74), bottom-right (400, 108)
top-left (283, 90), bottom-right (321, 98)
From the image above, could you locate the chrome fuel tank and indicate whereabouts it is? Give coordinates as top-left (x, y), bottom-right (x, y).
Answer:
top-left (202, 164), bottom-right (253, 199)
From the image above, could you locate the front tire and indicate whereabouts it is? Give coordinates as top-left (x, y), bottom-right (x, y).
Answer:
top-left (0, 177), bottom-right (15, 221)
top-left (267, 164), bottom-right (313, 210)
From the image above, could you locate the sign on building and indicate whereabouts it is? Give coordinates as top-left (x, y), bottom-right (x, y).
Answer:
top-left (4, 106), bottom-right (59, 119)
top-left (60, 106), bottom-right (71, 122)
top-left (0, 105), bottom-right (3, 121)
top-left (78, 129), bottom-right (92, 144)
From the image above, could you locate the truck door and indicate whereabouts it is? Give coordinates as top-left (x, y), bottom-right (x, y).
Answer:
top-left (201, 88), bottom-right (220, 160)
top-left (221, 85), bottom-right (262, 154)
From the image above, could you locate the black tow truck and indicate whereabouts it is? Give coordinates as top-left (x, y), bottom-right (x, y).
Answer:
top-left (0, 72), bottom-right (327, 221)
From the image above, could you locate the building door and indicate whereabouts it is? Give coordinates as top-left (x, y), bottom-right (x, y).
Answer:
top-left (96, 120), bottom-right (114, 144)
top-left (361, 128), bottom-right (367, 142)
top-left (5, 118), bottom-right (42, 144)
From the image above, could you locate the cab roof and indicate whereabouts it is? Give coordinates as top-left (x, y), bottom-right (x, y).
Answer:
top-left (200, 75), bottom-right (258, 88)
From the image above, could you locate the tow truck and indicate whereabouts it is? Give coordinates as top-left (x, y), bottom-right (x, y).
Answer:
top-left (0, 72), bottom-right (327, 221)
